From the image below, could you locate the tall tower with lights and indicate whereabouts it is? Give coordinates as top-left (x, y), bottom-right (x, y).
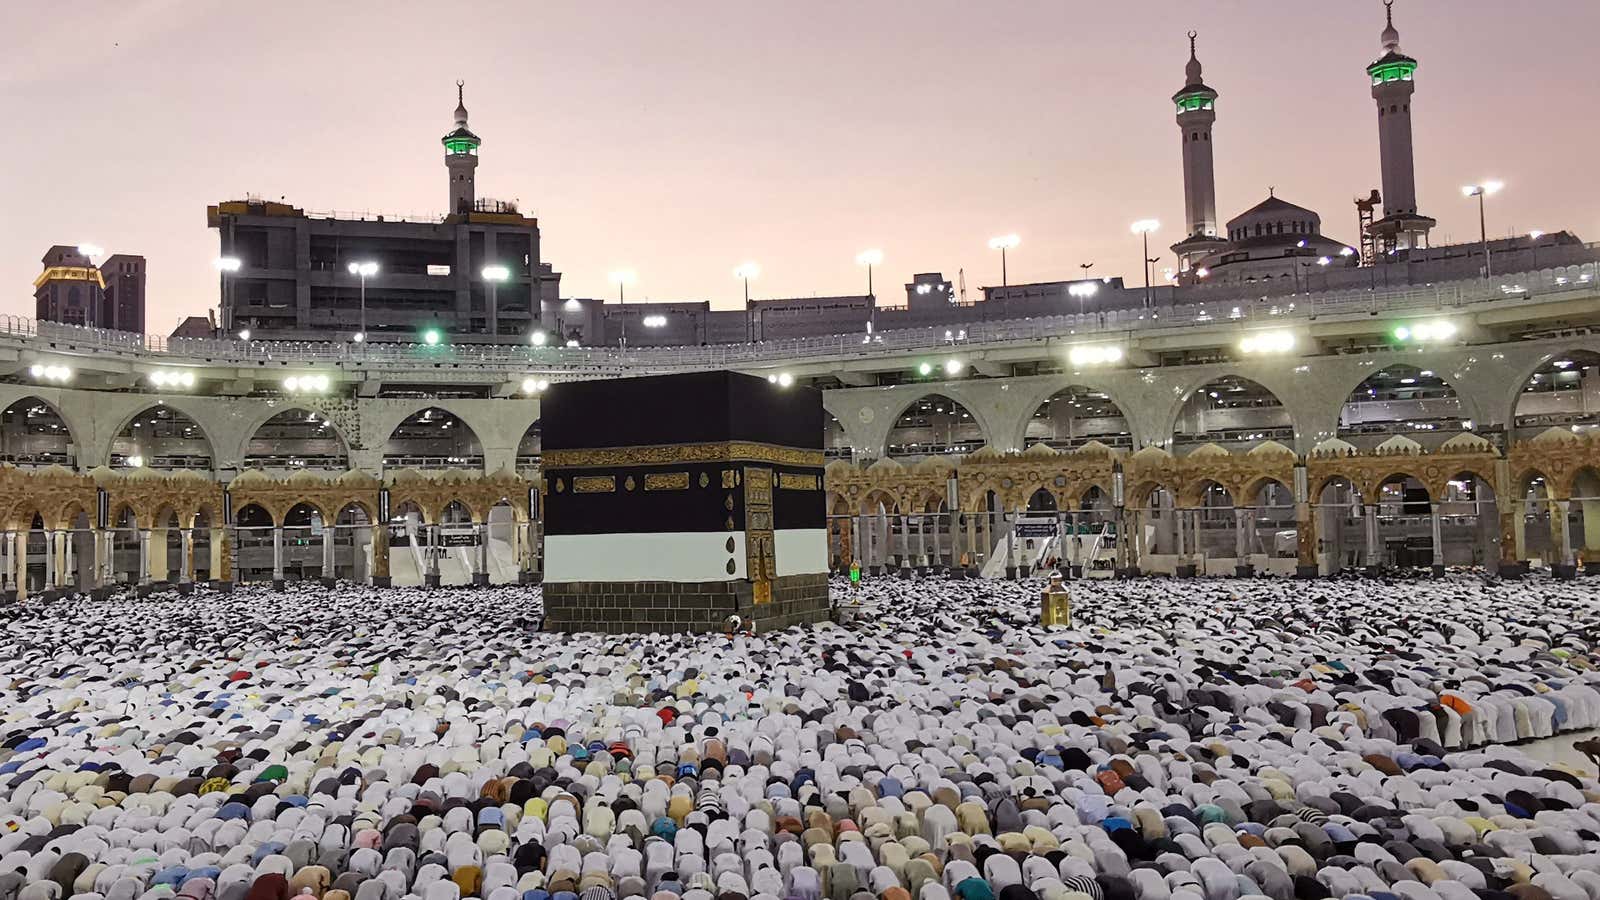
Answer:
top-left (442, 81), bottom-right (480, 215)
top-left (1365, 1), bottom-right (1434, 251)
top-left (1170, 32), bottom-right (1228, 269)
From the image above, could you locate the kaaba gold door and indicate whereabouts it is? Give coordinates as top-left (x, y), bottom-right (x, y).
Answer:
top-left (744, 466), bottom-right (776, 604)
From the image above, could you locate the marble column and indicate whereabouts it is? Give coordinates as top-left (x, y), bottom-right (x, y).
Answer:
top-left (271, 526), bottom-right (285, 590)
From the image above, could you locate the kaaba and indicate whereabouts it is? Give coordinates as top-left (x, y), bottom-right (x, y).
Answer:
top-left (540, 371), bottom-right (829, 633)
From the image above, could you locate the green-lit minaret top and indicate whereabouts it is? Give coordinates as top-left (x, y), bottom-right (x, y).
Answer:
top-left (442, 81), bottom-right (480, 155)
top-left (1172, 32), bottom-right (1217, 114)
top-left (1367, 0), bottom-right (1417, 85)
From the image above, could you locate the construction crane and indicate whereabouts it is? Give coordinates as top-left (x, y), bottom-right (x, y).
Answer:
top-left (1355, 190), bottom-right (1381, 266)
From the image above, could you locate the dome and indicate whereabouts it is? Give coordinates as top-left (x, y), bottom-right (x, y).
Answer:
top-left (1530, 426), bottom-right (1580, 446)
top-left (1184, 443), bottom-right (1230, 460)
top-left (1131, 445), bottom-right (1173, 463)
top-left (1071, 440), bottom-right (1118, 458)
top-left (867, 457), bottom-right (904, 473)
top-left (1439, 432), bottom-right (1496, 455)
top-left (1227, 195), bottom-right (1321, 234)
top-left (1023, 442), bottom-right (1059, 458)
top-left (1310, 437), bottom-right (1358, 458)
top-left (1374, 435), bottom-right (1423, 455)
top-left (1380, 1), bottom-right (1401, 52)
top-left (1247, 440), bottom-right (1297, 459)
top-left (824, 459), bottom-right (857, 477)
top-left (453, 81), bottom-right (469, 127)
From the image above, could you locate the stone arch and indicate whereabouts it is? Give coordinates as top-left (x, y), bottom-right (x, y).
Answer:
top-left (820, 394), bottom-right (882, 460)
top-left (1129, 479), bottom-right (1174, 511)
top-left (103, 499), bottom-right (136, 531)
top-left (859, 489), bottom-right (899, 516)
top-left (1079, 483), bottom-right (1113, 513)
top-left (884, 393), bottom-right (989, 459)
top-left (384, 407), bottom-right (485, 472)
top-left (1025, 487), bottom-right (1058, 512)
top-left (1337, 364), bottom-right (1476, 450)
top-left (516, 419), bottom-right (542, 470)
top-left (243, 408), bottom-right (350, 471)
top-left (1508, 349), bottom-right (1600, 443)
top-left (1014, 379), bottom-right (1137, 452)
top-left (1570, 466), bottom-right (1600, 501)
top-left (332, 501), bottom-right (376, 582)
top-left (822, 410), bottom-right (854, 461)
top-left (0, 395), bottom-right (77, 468)
top-left (1239, 476), bottom-right (1293, 509)
top-left (282, 500), bottom-right (332, 528)
top-left (234, 403), bottom-right (355, 467)
top-left (335, 498), bottom-right (379, 527)
top-left (190, 500), bottom-right (222, 531)
top-left (1371, 471), bottom-right (1431, 520)
top-left (1512, 467), bottom-right (1556, 502)
top-left (108, 404), bottom-right (215, 471)
top-left (6, 501), bottom-right (44, 533)
top-left (1021, 384), bottom-right (1133, 452)
top-left (1180, 478), bottom-right (1236, 511)
top-left (1312, 471), bottom-right (1366, 503)
top-left (234, 502), bottom-right (276, 527)
top-left (1171, 374), bottom-right (1296, 453)
top-left (440, 498), bottom-right (478, 525)
top-left (912, 487), bottom-right (947, 513)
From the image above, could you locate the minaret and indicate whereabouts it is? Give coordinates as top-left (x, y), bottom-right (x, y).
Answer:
top-left (1170, 32), bottom-right (1228, 269)
top-left (441, 81), bottom-right (480, 215)
top-left (1365, 1), bottom-right (1434, 251)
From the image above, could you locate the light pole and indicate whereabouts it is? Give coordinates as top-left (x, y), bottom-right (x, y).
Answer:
top-left (1068, 281), bottom-right (1098, 318)
top-left (480, 263), bottom-right (509, 339)
top-left (348, 260), bottom-right (378, 341)
top-left (1079, 261), bottom-right (1094, 284)
top-left (735, 262), bottom-right (760, 342)
top-left (855, 249), bottom-right (882, 300)
top-left (1462, 180), bottom-right (1502, 278)
top-left (988, 234), bottom-right (1020, 290)
top-left (1130, 220), bottom-right (1159, 308)
top-left (856, 249), bottom-right (882, 334)
top-left (214, 256), bottom-right (242, 335)
top-left (608, 269), bottom-right (636, 349)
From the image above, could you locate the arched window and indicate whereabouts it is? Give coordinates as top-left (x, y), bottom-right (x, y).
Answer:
top-left (1025, 386), bottom-right (1132, 451)
top-left (1339, 366), bottom-right (1468, 449)
top-left (886, 395), bottom-right (984, 458)
top-left (1174, 375), bottom-right (1293, 451)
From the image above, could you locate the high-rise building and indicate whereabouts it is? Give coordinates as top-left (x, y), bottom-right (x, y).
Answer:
top-left (1169, 32), bottom-right (1228, 268)
top-left (34, 246), bottom-right (104, 328)
top-left (99, 254), bottom-right (147, 333)
top-left (212, 84), bottom-right (557, 342)
top-left (1365, 0), bottom-right (1435, 252)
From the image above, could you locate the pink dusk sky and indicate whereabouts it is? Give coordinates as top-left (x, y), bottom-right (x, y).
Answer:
top-left (2, 0), bottom-right (1597, 334)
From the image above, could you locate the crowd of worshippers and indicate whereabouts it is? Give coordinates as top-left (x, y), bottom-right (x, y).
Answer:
top-left (1, 577), bottom-right (1599, 900)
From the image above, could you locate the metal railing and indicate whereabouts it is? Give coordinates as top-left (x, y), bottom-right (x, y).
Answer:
top-left (7, 263), bottom-right (1597, 374)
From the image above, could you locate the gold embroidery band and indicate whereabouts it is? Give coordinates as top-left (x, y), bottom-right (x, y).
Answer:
top-left (571, 475), bottom-right (616, 493)
top-left (543, 441), bottom-right (824, 469)
top-left (643, 472), bottom-right (690, 491)
top-left (778, 473), bottom-right (819, 491)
